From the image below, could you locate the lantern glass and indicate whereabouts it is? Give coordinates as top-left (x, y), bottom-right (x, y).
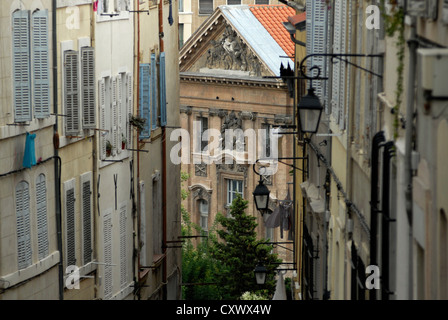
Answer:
top-left (297, 88), bottom-right (323, 134)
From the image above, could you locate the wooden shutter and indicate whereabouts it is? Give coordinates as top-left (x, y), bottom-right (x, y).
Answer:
top-left (117, 74), bottom-right (123, 154)
top-left (64, 179), bottom-right (76, 267)
top-left (81, 172), bottom-right (93, 265)
top-left (12, 10), bottom-right (32, 122)
top-left (119, 203), bottom-right (128, 288)
top-left (16, 181), bottom-right (32, 270)
top-left (103, 209), bottom-right (113, 299)
top-left (32, 10), bottom-right (50, 119)
top-left (99, 79), bottom-right (107, 159)
top-left (64, 50), bottom-right (80, 135)
top-left (36, 173), bottom-right (49, 260)
top-left (159, 53), bottom-right (167, 127)
top-left (112, 77), bottom-right (118, 150)
top-left (81, 47), bottom-right (96, 129)
top-left (150, 53), bottom-right (158, 131)
top-left (139, 64), bottom-right (151, 139)
top-left (126, 73), bottom-right (133, 149)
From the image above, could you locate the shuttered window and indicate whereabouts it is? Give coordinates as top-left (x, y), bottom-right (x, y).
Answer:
top-left (36, 174), bottom-right (49, 260)
top-left (150, 54), bottom-right (158, 131)
top-left (119, 203), bottom-right (128, 289)
top-left (81, 172), bottom-right (93, 265)
top-left (111, 77), bottom-right (118, 149)
top-left (227, 0), bottom-right (241, 5)
top-left (126, 73), bottom-right (133, 149)
top-left (99, 78), bottom-right (107, 159)
top-left (16, 181), bottom-right (32, 270)
top-left (64, 179), bottom-right (76, 267)
top-left (103, 210), bottom-right (113, 299)
top-left (32, 10), bottom-right (50, 119)
top-left (199, 0), bottom-right (213, 14)
top-left (139, 64), bottom-right (151, 139)
top-left (81, 47), bottom-right (96, 129)
top-left (12, 10), bottom-right (32, 122)
top-left (159, 53), bottom-right (167, 127)
top-left (64, 50), bottom-right (80, 136)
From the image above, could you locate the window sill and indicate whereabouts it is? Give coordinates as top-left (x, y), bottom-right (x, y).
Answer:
top-left (100, 149), bottom-right (131, 168)
top-left (0, 251), bottom-right (60, 289)
top-left (0, 117), bottom-right (56, 140)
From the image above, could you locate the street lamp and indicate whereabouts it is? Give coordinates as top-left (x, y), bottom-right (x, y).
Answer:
top-left (297, 87), bottom-right (324, 134)
top-left (252, 176), bottom-right (270, 215)
top-left (254, 263), bottom-right (268, 285)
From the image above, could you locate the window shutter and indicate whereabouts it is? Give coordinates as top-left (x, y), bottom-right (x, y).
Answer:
top-left (199, 0), bottom-right (213, 14)
top-left (159, 53), bottom-right (167, 127)
top-left (36, 174), bottom-right (49, 260)
top-left (99, 79), bottom-right (107, 160)
top-left (119, 203), bottom-right (128, 288)
top-left (117, 74), bottom-right (123, 154)
top-left (103, 209), bottom-right (113, 299)
top-left (338, 0), bottom-right (348, 130)
top-left (16, 181), bottom-right (32, 270)
top-left (81, 47), bottom-right (96, 129)
top-left (64, 179), bottom-right (76, 267)
top-left (32, 10), bottom-right (50, 119)
top-left (331, 0), bottom-right (342, 124)
top-left (12, 10), bottom-right (32, 122)
top-left (112, 77), bottom-right (118, 150)
top-left (150, 53), bottom-right (158, 131)
top-left (81, 172), bottom-right (93, 265)
top-left (126, 73), bottom-right (133, 149)
top-left (139, 64), bottom-right (151, 139)
top-left (64, 50), bottom-right (80, 135)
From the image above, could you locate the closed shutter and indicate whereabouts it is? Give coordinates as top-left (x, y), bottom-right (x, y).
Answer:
top-left (338, 0), bottom-right (348, 130)
top-left (119, 203), bottom-right (128, 288)
top-left (126, 73), bottom-right (133, 149)
top-left (117, 74), bottom-right (123, 154)
top-left (331, 0), bottom-right (342, 124)
top-left (199, 0), bottom-right (213, 14)
top-left (32, 10), bottom-right (50, 119)
top-left (112, 77), bottom-right (118, 150)
top-left (103, 210), bottom-right (113, 299)
top-left (150, 53), bottom-right (158, 131)
top-left (64, 179), bottom-right (76, 267)
top-left (36, 173), bottom-right (49, 260)
top-left (159, 53), bottom-right (167, 127)
top-left (12, 10), bottom-right (32, 122)
top-left (138, 181), bottom-right (146, 266)
top-left (81, 47), bottom-right (96, 129)
top-left (64, 50), bottom-right (80, 135)
top-left (81, 172), bottom-right (93, 265)
top-left (99, 79), bottom-right (107, 159)
top-left (16, 181), bottom-right (32, 270)
top-left (139, 64), bottom-right (151, 139)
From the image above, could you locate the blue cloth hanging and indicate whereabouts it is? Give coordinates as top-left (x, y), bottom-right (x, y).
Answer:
top-left (168, 0), bottom-right (173, 25)
top-left (23, 132), bottom-right (36, 168)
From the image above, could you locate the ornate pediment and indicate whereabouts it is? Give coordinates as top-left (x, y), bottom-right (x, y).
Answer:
top-left (180, 16), bottom-right (271, 78)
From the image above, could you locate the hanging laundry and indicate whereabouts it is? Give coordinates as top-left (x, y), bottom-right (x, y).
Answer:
top-left (23, 132), bottom-right (37, 169)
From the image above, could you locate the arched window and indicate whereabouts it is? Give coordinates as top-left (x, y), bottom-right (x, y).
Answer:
top-left (16, 180), bottom-right (32, 269)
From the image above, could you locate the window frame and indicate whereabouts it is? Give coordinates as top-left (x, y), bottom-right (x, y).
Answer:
top-left (227, 179), bottom-right (243, 206)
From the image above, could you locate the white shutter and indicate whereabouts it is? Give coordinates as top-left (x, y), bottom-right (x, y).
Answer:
top-left (139, 181), bottom-right (146, 266)
top-left (16, 181), bottom-right (32, 270)
top-left (64, 50), bottom-right (80, 135)
top-left (32, 10), bottom-right (50, 119)
top-left (119, 202), bottom-right (128, 288)
top-left (117, 74), bottom-right (123, 154)
top-left (112, 77), bottom-right (118, 150)
top-left (339, 0), bottom-right (349, 130)
top-left (12, 10), bottom-right (32, 122)
top-left (331, 0), bottom-right (342, 124)
top-left (103, 209), bottom-right (113, 299)
top-left (81, 172), bottom-right (93, 265)
top-left (36, 173), bottom-right (49, 260)
top-left (81, 47), bottom-right (96, 129)
top-left (99, 79), bottom-right (106, 160)
top-left (126, 73), bottom-right (133, 149)
top-left (64, 179), bottom-right (76, 267)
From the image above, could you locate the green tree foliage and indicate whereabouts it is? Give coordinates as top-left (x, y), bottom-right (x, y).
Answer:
top-left (210, 194), bottom-right (282, 300)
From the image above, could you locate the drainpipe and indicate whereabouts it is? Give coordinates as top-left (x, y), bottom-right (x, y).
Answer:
top-left (404, 15), bottom-right (418, 300)
top-left (158, 0), bottom-right (167, 300)
top-left (52, 0), bottom-right (63, 300)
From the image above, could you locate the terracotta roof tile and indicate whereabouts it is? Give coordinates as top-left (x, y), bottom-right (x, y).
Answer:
top-left (249, 4), bottom-right (297, 59)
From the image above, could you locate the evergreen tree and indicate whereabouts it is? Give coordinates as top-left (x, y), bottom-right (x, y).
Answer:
top-left (211, 194), bottom-right (281, 299)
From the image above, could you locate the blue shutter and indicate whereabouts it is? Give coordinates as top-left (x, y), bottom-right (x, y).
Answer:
top-left (159, 52), bottom-right (167, 127)
top-left (139, 64), bottom-right (151, 139)
top-left (32, 9), bottom-right (50, 119)
top-left (12, 10), bottom-right (32, 122)
top-left (150, 53), bottom-right (158, 130)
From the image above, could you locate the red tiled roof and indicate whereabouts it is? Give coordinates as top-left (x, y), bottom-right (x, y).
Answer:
top-left (249, 5), bottom-right (303, 59)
